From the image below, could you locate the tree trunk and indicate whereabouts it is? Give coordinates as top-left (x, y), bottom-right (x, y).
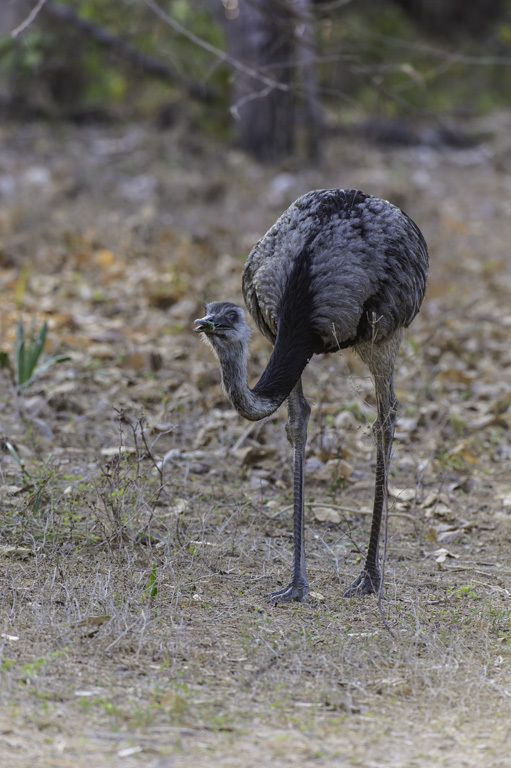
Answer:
top-left (223, 0), bottom-right (296, 163)
top-left (294, 0), bottom-right (322, 161)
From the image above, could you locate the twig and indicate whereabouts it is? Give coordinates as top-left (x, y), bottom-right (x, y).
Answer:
top-left (441, 566), bottom-right (510, 578)
top-left (142, 0), bottom-right (289, 93)
top-left (470, 580), bottom-right (511, 596)
top-left (11, 0), bottom-right (48, 38)
top-left (104, 619), bottom-right (141, 652)
top-left (230, 421), bottom-right (259, 453)
top-left (265, 501), bottom-right (416, 523)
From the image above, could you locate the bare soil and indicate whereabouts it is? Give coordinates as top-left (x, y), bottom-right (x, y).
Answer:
top-left (1, 114), bottom-right (511, 767)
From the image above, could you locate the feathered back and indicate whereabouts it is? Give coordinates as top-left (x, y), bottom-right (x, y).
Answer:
top-left (243, 189), bottom-right (428, 356)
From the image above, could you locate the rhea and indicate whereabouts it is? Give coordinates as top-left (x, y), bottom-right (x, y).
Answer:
top-left (195, 189), bottom-right (428, 602)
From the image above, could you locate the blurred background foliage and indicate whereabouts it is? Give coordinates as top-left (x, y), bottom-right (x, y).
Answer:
top-left (1, 0), bottom-right (511, 156)
top-left (0, 0), bottom-right (228, 121)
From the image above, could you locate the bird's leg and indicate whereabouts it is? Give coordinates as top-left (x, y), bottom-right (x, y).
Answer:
top-left (269, 379), bottom-right (311, 604)
top-left (344, 335), bottom-right (400, 597)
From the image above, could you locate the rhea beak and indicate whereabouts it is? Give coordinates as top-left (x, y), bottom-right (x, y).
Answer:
top-left (194, 316), bottom-right (217, 334)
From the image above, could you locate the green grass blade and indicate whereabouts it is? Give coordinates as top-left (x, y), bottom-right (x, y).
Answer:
top-left (15, 317), bottom-right (68, 392)
top-left (14, 266), bottom-right (28, 311)
top-left (15, 319), bottom-right (28, 388)
top-left (5, 441), bottom-right (32, 479)
top-left (26, 320), bottom-right (48, 374)
top-left (35, 354), bottom-right (72, 377)
top-left (144, 563), bottom-right (158, 599)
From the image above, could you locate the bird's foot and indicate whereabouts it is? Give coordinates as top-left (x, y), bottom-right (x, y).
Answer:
top-left (343, 569), bottom-right (381, 598)
top-left (267, 580), bottom-right (309, 604)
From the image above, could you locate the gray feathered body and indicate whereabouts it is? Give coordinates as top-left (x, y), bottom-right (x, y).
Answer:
top-left (243, 188), bottom-right (428, 355)
top-left (196, 188), bottom-right (428, 421)
top-left (194, 188), bottom-right (429, 600)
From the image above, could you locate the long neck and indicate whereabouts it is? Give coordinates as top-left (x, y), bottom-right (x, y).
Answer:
top-left (215, 329), bottom-right (313, 422)
top-left (215, 340), bottom-right (278, 420)
top-left (215, 251), bottom-right (317, 420)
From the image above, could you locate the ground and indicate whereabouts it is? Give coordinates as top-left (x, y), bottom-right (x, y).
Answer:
top-left (1, 114), bottom-right (511, 767)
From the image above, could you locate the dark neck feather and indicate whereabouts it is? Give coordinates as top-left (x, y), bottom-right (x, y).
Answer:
top-left (252, 325), bottom-right (313, 405)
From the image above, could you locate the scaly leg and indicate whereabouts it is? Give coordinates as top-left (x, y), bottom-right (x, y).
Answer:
top-left (343, 334), bottom-right (401, 597)
top-left (269, 379), bottom-right (311, 604)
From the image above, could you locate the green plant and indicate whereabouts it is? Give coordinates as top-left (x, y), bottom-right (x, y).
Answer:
top-left (90, 413), bottom-right (167, 548)
top-left (454, 585), bottom-right (479, 599)
top-left (3, 442), bottom-right (58, 530)
top-left (14, 317), bottom-right (70, 393)
top-left (4, 440), bottom-right (53, 483)
top-left (144, 563), bottom-right (158, 600)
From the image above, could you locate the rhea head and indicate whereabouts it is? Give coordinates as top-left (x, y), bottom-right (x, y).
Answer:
top-left (194, 301), bottom-right (251, 351)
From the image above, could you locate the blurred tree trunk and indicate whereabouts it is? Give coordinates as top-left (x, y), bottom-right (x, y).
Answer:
top-left (224, 0), bottom-right (294, 162)
top-left (223, 0), bottom-right (321, 163)
top-left (295, 0), bottom-right (322, 161)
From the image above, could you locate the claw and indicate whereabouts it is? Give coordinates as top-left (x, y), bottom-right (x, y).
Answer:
top-left (343, 569), bottom-right (381, 598)
top-left (267, 581), bottom-right (309, 604)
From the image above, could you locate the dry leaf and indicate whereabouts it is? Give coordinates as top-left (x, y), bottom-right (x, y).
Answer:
top-left (434, 547), bottom-right (460, 567)
top-left (94, 248), bottom-right (116, 269)
top-left (451, 441), bottom-right (479, 464)
top-left (436, 368), bottom-right (474, 385)
top-left (73, 615), bottom-right (111, 628)
top-left (313, 506), bottom-right (342, 524)
top-left (496, 491), bottom-right (511, 507)
top-left (172, 498), bottom-right (189, 514)
top-left (420, 491), bottom-right (441, 508)
top-left (72, 615), bottom-right (112, 637)
top-left (119, 351), bottom-right (162, 372)
top-left (470, 414), bottom-right (501, 430)
top-left (171, 382), bottom-right (200, 404)
top-left (397, 416), bottom-right (418, 432)
top-left (389, 486), bottom-right (416, 503)
top-left (428, 522), bottom-right (465, 543)
top-left (0, 485), bottom-right (23, 495)
top-left (117, 746), bottom-right (143, 758)
top-left (317, 430), bottom-right (341, 460)
top-left (316, 459), bottom-right (354, 483)
top-left (0, 545), bottom-right (34, 560)
top-left (100, 446), bottom-right (136, 457)
top-left (235, 445), bottom-right (273, 466)
top-left (425, 501), bottom-right (452, 518)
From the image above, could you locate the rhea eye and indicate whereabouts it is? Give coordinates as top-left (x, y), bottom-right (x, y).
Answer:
top-left (227, 311), bottom-right (237, 322)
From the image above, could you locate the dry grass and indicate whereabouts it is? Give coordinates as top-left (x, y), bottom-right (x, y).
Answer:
top-left (1, 117), bottom-right (511, 766)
